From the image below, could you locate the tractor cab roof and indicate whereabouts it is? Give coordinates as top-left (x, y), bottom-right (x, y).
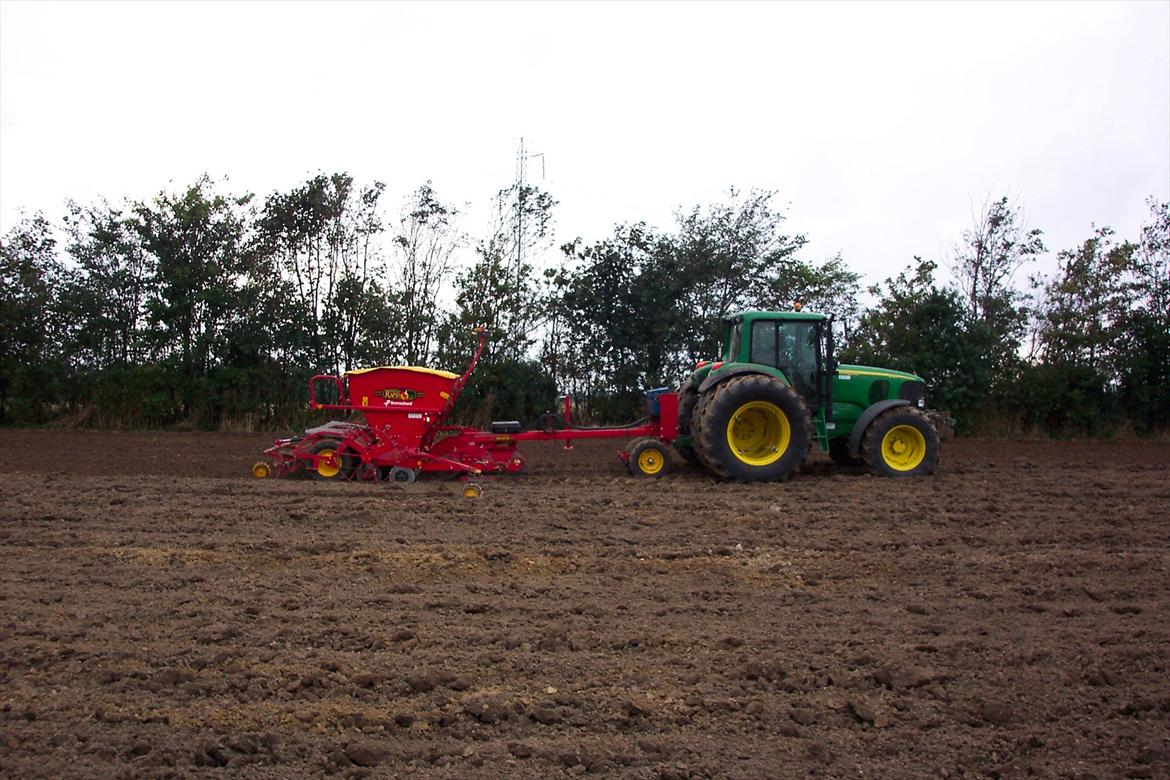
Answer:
top-left (725, 309), bottom-right (828, 324)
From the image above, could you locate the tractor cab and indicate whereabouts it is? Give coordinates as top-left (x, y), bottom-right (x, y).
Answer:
top-left (735, 313), bottom-right (824, 405)
top-left (705, 310), bottom-right (832, 411)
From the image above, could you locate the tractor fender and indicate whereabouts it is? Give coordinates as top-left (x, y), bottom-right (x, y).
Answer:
top-left (697, 364), bottom-right (789, 395)
top-left (849, 399), bottom-right (911, 458)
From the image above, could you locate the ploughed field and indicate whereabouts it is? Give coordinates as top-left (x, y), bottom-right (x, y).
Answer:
top-left (2, 429), bottom-right (1169, 779)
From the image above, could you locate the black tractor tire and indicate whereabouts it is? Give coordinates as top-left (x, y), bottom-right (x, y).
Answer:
top-left (689, 390), bottom-right (717, 472)
top-left (695, 374), bottom-right (813, 482)
top-left (627, 437), bottom-right (672, 477)
top-left (861, 407), bottom-right (941, 477)
top-left (677, 381), bottom-right (698, 436)
top-left (829, 438), bottom-right (863, 470)
top-left (306, 438), bottom-right (354, 482)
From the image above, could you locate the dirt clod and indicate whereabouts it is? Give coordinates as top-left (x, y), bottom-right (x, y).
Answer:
top-left (530, 707), bottom-right (561, 725)
top-left (344, 742), bottom-right (388, 768)
top-left (790, 707), bottom-right (817, 726)
top-left (405, 673), bottom-right (435, 692)
top-left (979, 701), bottom-right (1015, 726)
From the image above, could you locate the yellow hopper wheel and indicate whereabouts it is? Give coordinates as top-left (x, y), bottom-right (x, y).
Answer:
top-left (462, 483), bottom-right (483, 499)
top-left (252, 461), bottom-right (271, 479)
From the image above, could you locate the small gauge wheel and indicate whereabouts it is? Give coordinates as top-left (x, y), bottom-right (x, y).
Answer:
top-left (628, 437), bottom-right (672, 478)
top-left (387, 466), bottom-right (417, 484)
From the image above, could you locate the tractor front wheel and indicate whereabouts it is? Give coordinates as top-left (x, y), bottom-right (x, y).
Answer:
top-left (861, 407), bottom-right (940, 477)
top-left (695, 375), bottom-right (812, 482)
top-left (628, 438), bottom-right (672, 478)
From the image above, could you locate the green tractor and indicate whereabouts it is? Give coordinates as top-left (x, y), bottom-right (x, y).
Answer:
top-left (674, 308), bottom-right (941, 481)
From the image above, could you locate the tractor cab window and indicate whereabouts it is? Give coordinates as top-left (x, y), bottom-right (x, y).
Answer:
top-left (749, 323), bottom-right (775, 364)
top-left (724, 322), bottom-right (741, 361)
top-left (749, 319), bottom-right (821, 404)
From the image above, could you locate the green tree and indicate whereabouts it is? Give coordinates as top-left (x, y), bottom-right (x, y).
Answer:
top-left (322, 178), bottom-right (387, 374)
top-left (1033, 226), bottom-right (1134, 372)
top-left (952, 196), bottom-right (1045, 398)
top-left (132, 176), bottom-right (252, 416)
top-left (758, 252), bottom-right (862, 345)
top-left (252, 173), bottom-right (387, 374)
top-left (439, 248), bottom-right (525, 366)
top-left (61, 200), bottom-right (152, 370)
top-left (0, 214), bottom-right (67, 421)
top-left (843, 258), bottom-right (983, 424)
top-left (1017, 226), bottom-right (1136, 435)
top-left (441, 182), bottom-right (557, 366)
top-left (433, 181), bottom-right (558, 424)
top-left (392, 183), bottom-right (461, 365)
top-left (666, 188), bottom-right (807, 363)
top-left (953, 197), bottom-right (1045, 323)
top-left (549, 191), bottom-right (858, 420)
top-left (553, 225), bottom-right (678, 415)
top-left (1116, 199), bottom-right (1170, 432)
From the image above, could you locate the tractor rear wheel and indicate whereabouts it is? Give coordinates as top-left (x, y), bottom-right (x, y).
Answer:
top-left (861, 407), bottom-right (940, 477)
top-left (307, 439), bottom-right (353, 482)
top-left (689, 390), bottom-right (717, 471)
top-left (695, 375), bottom-right (812, 482)
top-left (628, 437), bottom-right (672, 477)
top-left (677, 381), bottom-right (698, 436)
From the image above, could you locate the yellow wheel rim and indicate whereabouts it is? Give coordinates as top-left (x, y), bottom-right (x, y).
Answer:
top-left (726, 401), bottom-right (791, 466)
top-left (252, 462), bottom-right (270, 479)
top-left (316, 449), bottom-right (340, 478)
top-left (636, 448), bottom-right (664, 475)
top-left (463, 483), bottom-right (482, 499)
top-left (881, 424), bottom-right (927, 471)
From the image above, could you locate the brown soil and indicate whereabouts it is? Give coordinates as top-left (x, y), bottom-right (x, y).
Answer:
top-left (2, 429), bottom-right (1168, 778)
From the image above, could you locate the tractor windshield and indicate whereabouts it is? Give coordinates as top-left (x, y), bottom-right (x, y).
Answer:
top-left (749, 319), bottom-right (820, 403)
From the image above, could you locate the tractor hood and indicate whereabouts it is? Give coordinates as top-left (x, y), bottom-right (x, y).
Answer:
top-left (687, 361), bottom-right (924, 396)
top-left (835, 364), bottom-right (922, 382)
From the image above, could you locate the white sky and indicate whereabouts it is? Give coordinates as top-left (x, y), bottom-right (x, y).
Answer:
top-left (2, 0), bottom-right (1168, 289)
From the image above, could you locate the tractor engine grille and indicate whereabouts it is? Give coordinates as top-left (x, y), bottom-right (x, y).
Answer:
top-left (899, 381), bottom-right (924, 405)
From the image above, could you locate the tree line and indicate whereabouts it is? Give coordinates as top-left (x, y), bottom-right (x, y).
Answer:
top-left (1, 172), bottom-right (1166, 436)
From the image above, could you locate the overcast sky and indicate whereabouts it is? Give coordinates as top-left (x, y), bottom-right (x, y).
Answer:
top-left (2, 0), bottom-right (1167, 288)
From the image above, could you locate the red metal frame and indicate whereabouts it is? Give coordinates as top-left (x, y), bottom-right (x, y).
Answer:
top-left (262, 329), bottom-right (678, 481)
